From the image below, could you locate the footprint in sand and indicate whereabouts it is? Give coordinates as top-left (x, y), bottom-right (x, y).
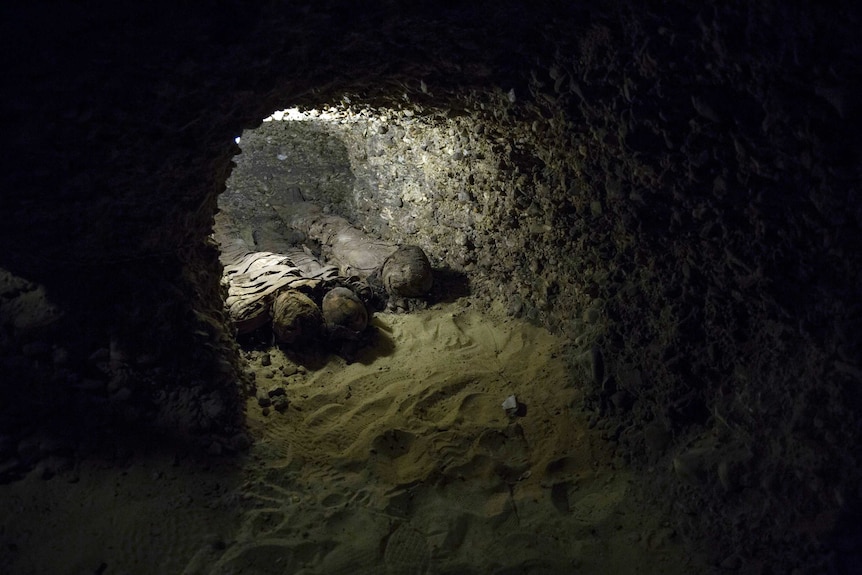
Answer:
top-left (244, 508), bottom-right (288, 538)
top-left (475, 424), bottom-right (532, 482)
top-left (382, 522), bottom-right (430, 573)
top-left (208, 539), bottom-right (332, 575)
top-left (370, 428), bottom-right (416, 459)
top-left (320, 492), bottom-right (347, 508)
top-left (407, 376), bottom-right (473, 422)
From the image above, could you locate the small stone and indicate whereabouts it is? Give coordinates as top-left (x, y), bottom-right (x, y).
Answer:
top-left (272, 396), bottom-right (290, 413)
top-left (267, 386), bottom-right (286, 398)
top-left (507, 295), bottom-right (524, 317)
top-left (260, 353), bottom-right (271, 367)
top-left (257, 395), bottom-right (272, 408)
top-left (501, 394), bottom-right (518, 416)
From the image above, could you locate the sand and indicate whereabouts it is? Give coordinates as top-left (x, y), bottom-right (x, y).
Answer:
top-left (0, 300), bottom-right (700, 574)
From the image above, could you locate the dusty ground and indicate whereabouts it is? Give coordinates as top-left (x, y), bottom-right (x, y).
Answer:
top-left (0, 299), bottom-right (705, 574)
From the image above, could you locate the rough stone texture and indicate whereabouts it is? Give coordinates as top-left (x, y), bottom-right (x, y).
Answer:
top-left (1, 0), bottom-right (861, 570)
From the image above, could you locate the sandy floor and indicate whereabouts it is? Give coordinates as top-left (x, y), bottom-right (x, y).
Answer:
top-left (0, 301), bottom-right (701, 574)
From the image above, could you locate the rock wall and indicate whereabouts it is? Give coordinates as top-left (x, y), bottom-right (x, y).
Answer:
top-left (1, 0), bottom-right (861, 569)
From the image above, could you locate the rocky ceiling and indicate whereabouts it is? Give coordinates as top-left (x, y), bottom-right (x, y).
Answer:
top-left (2, 0), bottom-right (861, 570)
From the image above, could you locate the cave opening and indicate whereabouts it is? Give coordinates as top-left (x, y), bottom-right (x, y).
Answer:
top-left (213, 97), bottom-right (514, 363)
top-left (211, 95), bottom-right (552, 415)
top-left (201, 96), bottom-right (698, 575)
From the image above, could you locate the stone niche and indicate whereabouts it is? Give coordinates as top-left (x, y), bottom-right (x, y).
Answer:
top-left (220, 105), bottom-right (506, 281)
top-left (216, 99), bottom-right (587, 330)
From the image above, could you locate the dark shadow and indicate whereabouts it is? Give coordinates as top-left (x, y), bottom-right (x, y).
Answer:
top-left (428, 267), bottom-right (471, 305)
top-left (240, 319), bottom-right (396, 369)
top-left (828, 502), bottom-right (862, 574)
top-left (347, 317), bottom-right (396, 365)
top-left (279, 345), bottom-right (332, 371)
top-left (236, 325), bottom-right (332, 370)
top-left (235, 325), bottom-right (276, 351)
top-left (0, 376), bottom-right (250, 485)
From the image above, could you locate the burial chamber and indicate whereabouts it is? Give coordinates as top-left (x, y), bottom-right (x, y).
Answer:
top-left (2, 1), bottom-right (862, 572)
